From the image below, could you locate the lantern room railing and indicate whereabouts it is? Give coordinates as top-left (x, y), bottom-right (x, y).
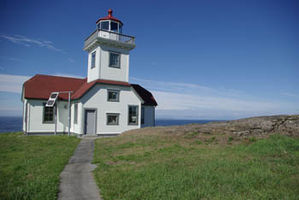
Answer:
top-left (84, 29), bottom-right (135, 47)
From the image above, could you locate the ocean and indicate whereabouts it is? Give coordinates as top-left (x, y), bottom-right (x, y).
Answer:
top-left (155, 119), bottom-right (217, 126)
top-left (0, 116), bottom-right (23, 133)
top-left (0, 117), bottom-right (217, 133)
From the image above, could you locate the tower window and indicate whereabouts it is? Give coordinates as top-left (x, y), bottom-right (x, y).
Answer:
top-left (91, 51), bottom-right (96, 69)
top-left (128, 105), bottom-right (139, 125)
top-left (100, 21), bottom-right (109, 30)
top-left (109, 52), bottom-right (120, 68)
top-left (111, 22), bottom-right (118, 32)
top-left (107, 90), bottom-right (120, 102)
top-left (119, 24), bottom-right (123, 34)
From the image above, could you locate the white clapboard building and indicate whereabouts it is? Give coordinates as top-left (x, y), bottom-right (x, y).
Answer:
top-left (22, 9), bottom-right (157, 136)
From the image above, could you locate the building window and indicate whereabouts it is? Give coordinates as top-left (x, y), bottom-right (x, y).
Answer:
top-left (91, 51), bottom-right (96, 69)
top-left (107, 113), bottom-right (119, 125)
top-left (74, 104), bottom-right (78, 124)
top-left (141, 107), bottom-right (145, 124)
top-left (128, 105), bottom-right (138, 125)
top-left (43, 104), bottom-right (54, 123)
top-left (107, 90), bottom-right (119, 102)
top-left (109, 52), bottom-right (120, 68)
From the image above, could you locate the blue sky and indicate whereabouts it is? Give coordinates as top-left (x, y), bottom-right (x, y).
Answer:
top-left (0, 0), bottom-right (298, 119)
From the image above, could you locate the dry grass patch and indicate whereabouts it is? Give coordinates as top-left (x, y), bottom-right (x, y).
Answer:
top-left (93, 125), bottom-right (299, 200)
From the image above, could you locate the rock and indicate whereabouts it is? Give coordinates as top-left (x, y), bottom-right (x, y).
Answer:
top-left (192, 115), bottom-right (299, 137)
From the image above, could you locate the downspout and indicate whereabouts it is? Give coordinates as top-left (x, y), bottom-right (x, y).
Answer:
top-left (68, 92), bottom-right (71, 136)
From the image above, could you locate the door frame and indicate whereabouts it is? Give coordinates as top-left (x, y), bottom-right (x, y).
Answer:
top-left (84, 108), bottom-right (97, 135)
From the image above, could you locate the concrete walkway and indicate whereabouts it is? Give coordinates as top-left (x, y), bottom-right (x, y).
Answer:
top-left (58, 138), bottom-right (102, 200)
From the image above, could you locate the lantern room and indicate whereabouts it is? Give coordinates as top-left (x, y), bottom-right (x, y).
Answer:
top-left (96, 9), bottom-right (123, 33)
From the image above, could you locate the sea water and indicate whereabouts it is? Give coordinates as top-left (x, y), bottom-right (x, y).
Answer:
top-left (0, 116), bottom-right (218, 133)
top-left (0, 116), bottom-right (23, 133)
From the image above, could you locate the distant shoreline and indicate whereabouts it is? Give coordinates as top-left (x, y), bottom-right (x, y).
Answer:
top-left (0, 116), bottom-right (221, 133)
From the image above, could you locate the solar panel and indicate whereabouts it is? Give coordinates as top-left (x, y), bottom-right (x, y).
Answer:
top-left (46, 92), bottom-right (59, 107)
top-left (50, 93), bottom-right (58, 99)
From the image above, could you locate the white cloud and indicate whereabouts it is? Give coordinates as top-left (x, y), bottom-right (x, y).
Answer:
top-left (53, 73), bottom-right (84, 79)
top-left (0, 56), bottom-right (24, 62)
top-left (132, 77), bottom-right (299, 119)
top-left (152, 90), bottom-right (297, 119)
top-left (0, 74), bottom-right (30, 93)
top-left (0, 106), bottom-right (23, 117)
top-left (131, 77), bottom-right (210, 92)
top-left (0, 73), bottom-right (83, 94)
top-left (0, 73), bottom-right (82, 116)
top-left (0, 74), bottom-right (297, 119)
top-left (131, 77), bottom-right (247, 98)
top-left (0, 73), bottom-right (85, 94)
top-left (281, 92), bottom-right (299, 98)
top-left (68, 58), bottom-right (75, 63)
top-left (0, 34), bottom-right (64, 53)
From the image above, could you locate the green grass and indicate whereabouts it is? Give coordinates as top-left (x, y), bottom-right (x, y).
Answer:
top-left (93, 134), bottom-right (299, 200)
top-left (0, 132), bottom-right (80, 200)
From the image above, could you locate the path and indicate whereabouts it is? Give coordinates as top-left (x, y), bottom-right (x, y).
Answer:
top-left (58, 138), bottom-right (102, 200)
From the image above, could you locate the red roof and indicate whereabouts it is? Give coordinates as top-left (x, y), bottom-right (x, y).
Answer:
top-left (23, 74), bottom-right (157, 106)
top-left (96, 9), bottom-right (123, 25)
top-left (23, 74), bottom-right (86, 100)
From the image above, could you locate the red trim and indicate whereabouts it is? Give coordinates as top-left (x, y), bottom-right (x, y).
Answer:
top-left (96, 9), bottom-right (123, 25)
top-left (23, 74), bottom-right (157, 106)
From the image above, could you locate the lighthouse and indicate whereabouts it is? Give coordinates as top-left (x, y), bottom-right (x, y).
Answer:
top-left (84, 9), bottom-right (135, 83)
top-left (22, 9), bottom-right (157, 136)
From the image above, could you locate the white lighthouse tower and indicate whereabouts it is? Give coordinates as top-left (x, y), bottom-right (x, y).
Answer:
top-left (84, 9), bottom-right (135, 83)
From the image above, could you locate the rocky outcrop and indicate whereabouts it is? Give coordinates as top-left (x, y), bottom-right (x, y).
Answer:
top-left (126, 115), bottom-right (299, 138)
top-left (190, 115), bottom-right (299, 137)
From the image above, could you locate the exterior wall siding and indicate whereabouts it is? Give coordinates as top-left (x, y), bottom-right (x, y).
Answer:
top-left (70, 101), bottom-right (84, 134)
top-left (23, 86), bottom-right (155, 135)
top-left (23, 84), bottom-right (144, 135)
top-left (25, 99), bottom-right (69, 133)
top-left (22, 99), bottom-right (27, 132)
top-left (87, 45), bottom-right (129, 83)
top-left (141, 105), bottom-right (155, 127)
top-left (87, 47), bottom-right (101, 83)
top-left (81, 84), bottom-right (141, 135)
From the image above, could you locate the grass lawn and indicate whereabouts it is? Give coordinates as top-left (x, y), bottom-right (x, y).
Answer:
top-left (0, 132), bottom-right (80, 200)
top-left (93, 132), bottom-right (299, 200)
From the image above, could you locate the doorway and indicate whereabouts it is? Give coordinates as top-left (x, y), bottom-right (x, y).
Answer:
top-left (84, 109), bottom-right (97, 135)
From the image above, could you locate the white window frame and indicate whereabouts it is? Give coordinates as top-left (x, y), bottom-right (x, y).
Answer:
top-left (91, 51), bottom-right (96, 69)
top-left (106, 113), bottom-right (120, 125)
top-left (99, 20), bottom-right (110, 31)
top-left (43, 103), bottom-right (54, 124)
top-left (107, 89), bottom-right (120, 102)
top-left (110, 21), bottom-right (119, 32)
top-left (128, 105), bottom-right (139, 125)
top-left (109, 52), bottom-right (121, 68)
top-left (99, 20), bottom-right (121, 33)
